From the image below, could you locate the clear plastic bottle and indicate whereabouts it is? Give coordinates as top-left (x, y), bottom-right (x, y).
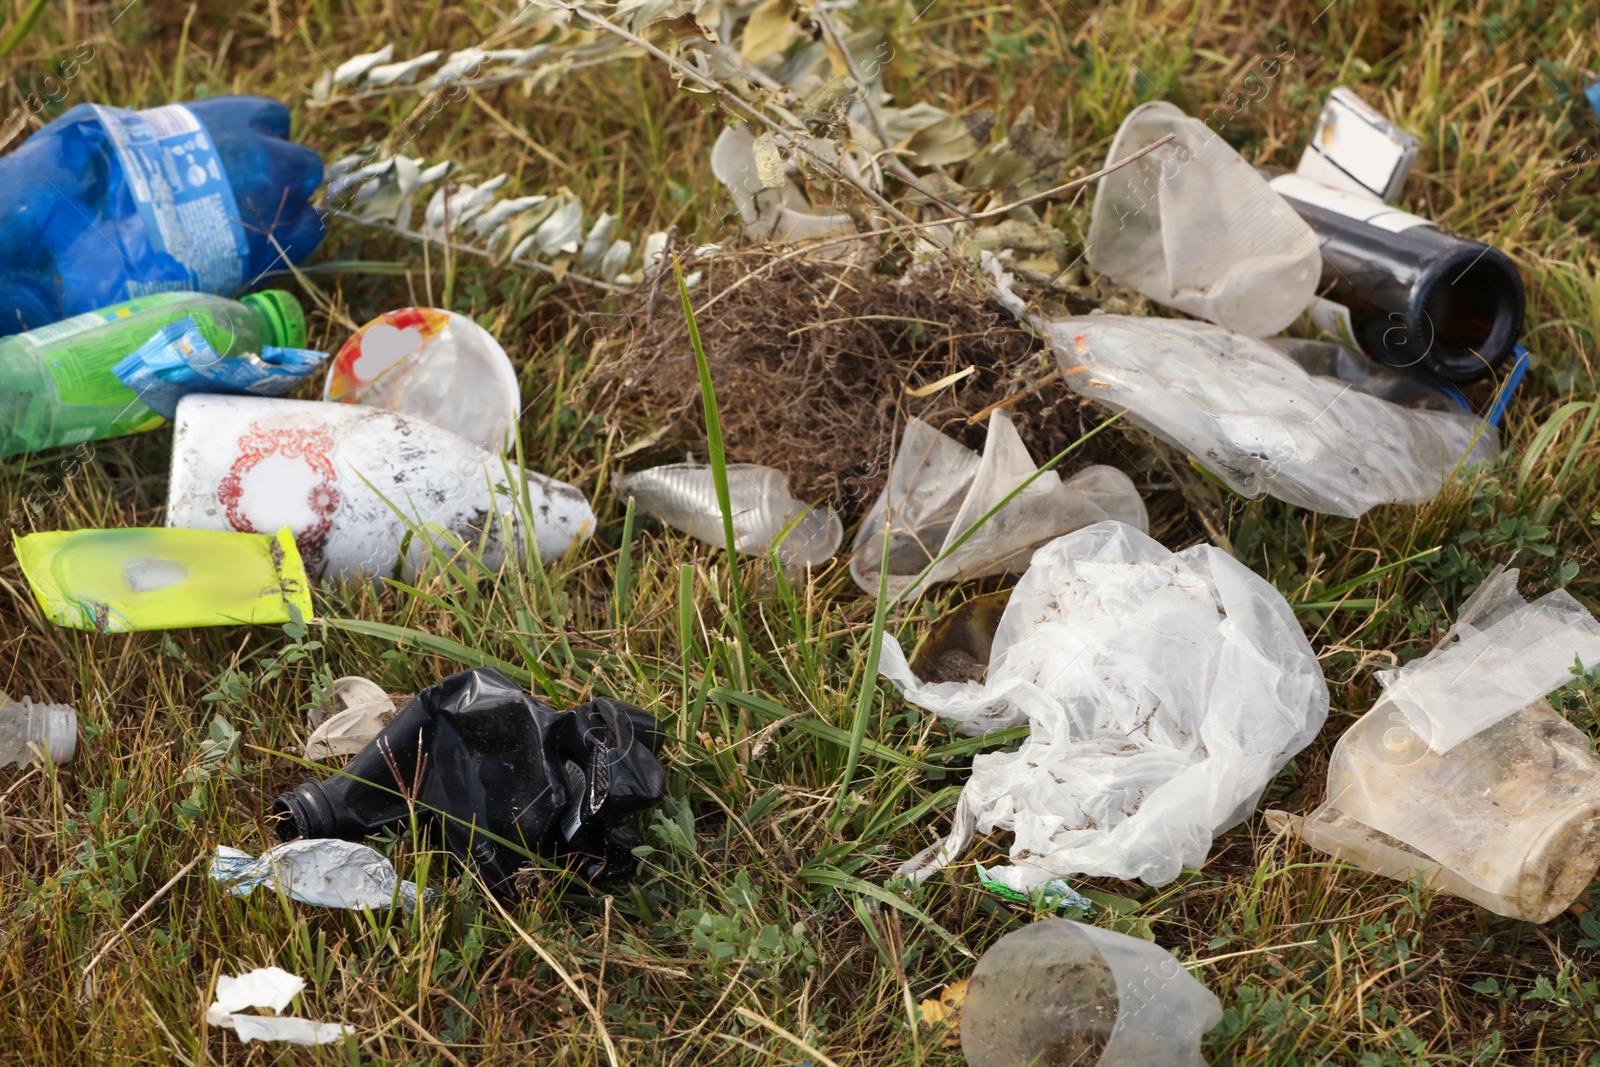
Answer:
top-left (0, 288), bottom-right (304, 457)
top-left (0, 695), bottom-right (77, 768)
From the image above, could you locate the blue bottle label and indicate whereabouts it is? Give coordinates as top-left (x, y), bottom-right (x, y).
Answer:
top-left (87, 104), bottom-right (250, 297)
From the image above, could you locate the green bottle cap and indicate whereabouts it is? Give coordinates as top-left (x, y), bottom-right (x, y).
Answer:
top-left (240, 290), bottom-right (308, 349)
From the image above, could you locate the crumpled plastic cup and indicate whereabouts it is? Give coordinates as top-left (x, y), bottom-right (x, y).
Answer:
top-left (963, 918), bottom-right (1222, 1067)
top-left (324, 307), bottom-right (521, 453)
top-left (850, 410), bottom-right (1148, 597)
top-left (1086, 101), bottom-right (1321, 337)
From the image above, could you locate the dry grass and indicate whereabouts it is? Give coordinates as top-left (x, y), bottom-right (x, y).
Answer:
top-left (3, 0), bottom-right (1600, 1063)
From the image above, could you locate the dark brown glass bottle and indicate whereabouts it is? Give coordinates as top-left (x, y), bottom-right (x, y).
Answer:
top-left (1271, 174), bottom-right (1525, 385)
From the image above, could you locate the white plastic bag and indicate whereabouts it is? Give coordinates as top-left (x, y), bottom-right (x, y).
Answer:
top-left (885, 520), bottom-right (1328, 889)
top-left (613, 462), bottom-right (841, 570)
top-left (1086, 101), bottom-right (1321, 337)
top-left (710, 126), bottom-right (873, 255)
top-left (849, 411), bottom-right (1148, 596)
top-left (1044, 314), bottom-right (1498, 518)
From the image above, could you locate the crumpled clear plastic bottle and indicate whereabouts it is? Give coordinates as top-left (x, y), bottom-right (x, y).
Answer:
top-left (613, 462), bottom-right (842, 571)
top-left (962, 919), bottom-right (1221, 1067)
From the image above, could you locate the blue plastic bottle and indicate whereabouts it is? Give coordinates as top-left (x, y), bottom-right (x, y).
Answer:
top-left (0, 96), bottom-right (324, 336)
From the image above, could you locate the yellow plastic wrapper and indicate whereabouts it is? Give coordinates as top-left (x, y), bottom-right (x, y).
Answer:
top-left (14, 527), bottom-right (313, 633)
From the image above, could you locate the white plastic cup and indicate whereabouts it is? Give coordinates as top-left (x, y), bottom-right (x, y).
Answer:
top-left (166, 394), bottom-right (594, 581)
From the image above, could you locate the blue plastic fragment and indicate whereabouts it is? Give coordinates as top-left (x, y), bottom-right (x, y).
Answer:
top-left (1586, 78), bottom-right (1600, 122)
top-left (1484, 344), bottom-right (1531, 429)
top-left (112, 316), bottom-right (327, 419)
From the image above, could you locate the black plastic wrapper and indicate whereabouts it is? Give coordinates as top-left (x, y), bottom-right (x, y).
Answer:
top-left (271, 667), bottom-right (666, 898)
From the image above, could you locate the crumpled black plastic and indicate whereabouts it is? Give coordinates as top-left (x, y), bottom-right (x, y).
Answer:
top-left (271, 666), bottom-right (666, 897)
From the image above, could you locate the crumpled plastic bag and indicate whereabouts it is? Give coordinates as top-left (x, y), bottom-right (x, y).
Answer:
top-left (849, 410), bottom-right (1148, 597)
top-left (210, 840), bottom-right (425, 910)
top-left (206, 966), bottom-right (352, 1045)
top-left (613, 463), bottom-right (841, 571)
top-left (884, 520), bottom-right (1328, 890)
top-left (1043, 314), bottom-right (1498, 518)
top-left (1375, 573), bottom-right (1600, 753)
top-left (1268, 566), bottom-right (1600, 922)
top-left (1085, 101), bottom-right (1321, 336)
top-left (112, 316), bottom-right (328, 419)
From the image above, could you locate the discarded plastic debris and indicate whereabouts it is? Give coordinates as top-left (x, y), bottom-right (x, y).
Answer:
top-left (206, 966), bottom-right (352, 1046)
top-left (1085, 101), bottom-right (1321, 337)
top-left (1295, 87), bottom-right (1420, 203)
top-left (1269, 567), bottom-right (1600, 922)
top-left (849, 411), bottom-right (1148, 597)
top-left (886, 521), bottom-right (1328, 890)
top-left (166, 394), bottom-right (594, 580)
top-left (306, 676), bottom-right (396, 759)
top-left (14, 527), bottom-right (311, 633)
top-left (711, 126), bottom-right (873, 254)
top-left (0, 289), bottom-right (314, 458)
top-left (0, 694), bottom-right (76, 768)
top-left (0, 97), bottom-right (323, 335)
top-left (976, 863), bottom-right (1091, 914)
top-left (1042, 314), bottom-right (1498, 518)
top-left (613, 463), bottom-right (842, 571)
top-left (1274, 173), bottom-right (1525, 383)
top-left (210, 840), bottom-right (423, 909)
top-left (272, 667), bottom-right (666, 898)
top-left (962, 919), bottom-right (1221, 1067)
top-left (324, 307), bottom-right (521, 453)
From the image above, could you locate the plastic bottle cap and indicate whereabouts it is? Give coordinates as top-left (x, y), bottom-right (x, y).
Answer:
top-left (241, 290), bottom-right (308, 350)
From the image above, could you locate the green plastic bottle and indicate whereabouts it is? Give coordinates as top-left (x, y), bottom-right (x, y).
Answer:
top-left (0, 289), bottom-right (306, 458)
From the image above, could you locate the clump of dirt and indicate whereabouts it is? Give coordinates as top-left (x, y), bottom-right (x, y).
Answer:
top-left (589, 252), bottom-right (1134, 520)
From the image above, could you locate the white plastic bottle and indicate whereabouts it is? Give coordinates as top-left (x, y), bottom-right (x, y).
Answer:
top-left (0, 695), bottom-right (78, 768)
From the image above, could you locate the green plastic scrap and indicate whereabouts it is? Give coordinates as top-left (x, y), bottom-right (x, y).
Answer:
top-left (977, 862), bottom-right (1093, 913)
top-left (14, 526), bottom-right (313, 633)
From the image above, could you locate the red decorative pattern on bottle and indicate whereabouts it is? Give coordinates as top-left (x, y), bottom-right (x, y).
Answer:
top-left (217, 422), bottom-right (340, 571)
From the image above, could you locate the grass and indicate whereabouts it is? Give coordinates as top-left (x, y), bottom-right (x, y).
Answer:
top-left (3, 0), bottom-right (1600, 1063)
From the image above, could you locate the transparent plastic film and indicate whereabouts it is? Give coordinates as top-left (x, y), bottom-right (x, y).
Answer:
top-left (1045, 314), bottom-right (1498, 518)
top-left (849, 410), bottom-right (1148, 597)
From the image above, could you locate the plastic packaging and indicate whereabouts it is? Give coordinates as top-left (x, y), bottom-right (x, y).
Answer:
top-left (0, 289), bottom-right (312, 458)
top-left (0, 694), bottom-right (77, 768)
top-left (14, 526), bottom-right (312, 633)
top-left (0, 97), bottom-right (324, 335)
top-left (206, 967), bottom-right (352, 1046)
top-left (305, 676), bottom-right (396, 760)
top-left (166, 394), bottom-right (594, 580)
top-left (1085, 101), bottom-right (1321, 337)
top-left (1275, 173), bottom-right (1525, 383)
top-left (271, 667), bottom-right (667, 898)
top-left (1043, 314), bottom-right (1498, 518)
top-left (849, 411), bottom-right (1148, 597)
top-left (885, 521), bottom-right (1328, 890)
top-left (210, 840), bottom-right (423, 909)
top-left (324, 307), bottom-right (521, 453)
top-left (1269, 567), bottom-right (1600, 922)
top-left (613, 463), bottom-right (841, 571)
top-left (963, 919), bottom-right (1221, 1067)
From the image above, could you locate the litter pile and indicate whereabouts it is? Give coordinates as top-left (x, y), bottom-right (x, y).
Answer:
top-left (1, 30), bottom-right (1592, 1063)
